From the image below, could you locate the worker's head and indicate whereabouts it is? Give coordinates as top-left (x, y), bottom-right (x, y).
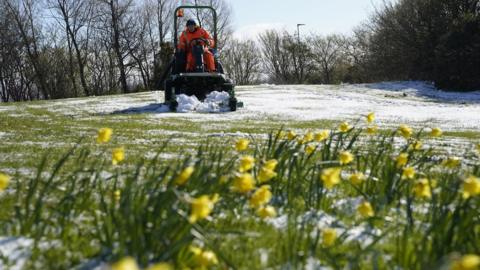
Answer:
top-left (186, 19), bottom-right (197, 32)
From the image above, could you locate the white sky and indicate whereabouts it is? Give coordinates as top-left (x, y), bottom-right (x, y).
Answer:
top-left (225, 0), bottom-right (389, 40)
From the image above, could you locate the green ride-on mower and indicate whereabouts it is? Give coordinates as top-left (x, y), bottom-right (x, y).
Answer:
top-left (161, 5), bottom-right (240, 112)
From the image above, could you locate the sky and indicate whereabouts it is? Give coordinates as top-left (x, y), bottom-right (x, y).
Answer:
top-left (226, 0), bottom-right (387, 40)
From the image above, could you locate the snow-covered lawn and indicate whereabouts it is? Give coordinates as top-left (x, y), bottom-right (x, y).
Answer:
top-left (15, 81), bottom-right (477, 130)
top-left (0, 81), bottom-right (479, 172)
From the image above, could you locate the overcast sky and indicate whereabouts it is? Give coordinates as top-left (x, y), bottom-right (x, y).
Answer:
top-left (225, 0), bottom-right (388, 39)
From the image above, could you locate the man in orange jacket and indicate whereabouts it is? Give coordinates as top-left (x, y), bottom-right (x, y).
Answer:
top-left (178, 19), bottom-right (216, 72)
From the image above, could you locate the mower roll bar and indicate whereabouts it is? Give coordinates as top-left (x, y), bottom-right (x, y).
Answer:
top-left (174, 6), bottom-right (218, 50)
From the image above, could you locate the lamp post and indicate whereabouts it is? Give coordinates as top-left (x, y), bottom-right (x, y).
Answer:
top-left (297, 23), bottom-right (305, 42)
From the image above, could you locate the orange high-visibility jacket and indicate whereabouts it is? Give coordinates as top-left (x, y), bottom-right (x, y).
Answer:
top-left (178, 27), bottom-right (215, 51)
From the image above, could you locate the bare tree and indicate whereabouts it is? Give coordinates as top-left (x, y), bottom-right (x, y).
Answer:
top-left (97, 0), bottom-right (134, 93)
top-left (48, 0), bottom-right (94, 96)
top-left (5, 0), bottom-right (51, 99)
top-left (310, 34), bottom-right (345, 84)
top-left (222, 39), bottom-right (261, 85)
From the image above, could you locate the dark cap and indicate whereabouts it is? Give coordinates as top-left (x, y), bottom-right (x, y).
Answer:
top-left (186, 19), bottom-right (197, 26)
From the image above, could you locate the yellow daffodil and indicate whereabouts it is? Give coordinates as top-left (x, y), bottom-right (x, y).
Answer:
top-left (189, 194), bottom-right (219, 223)
top-left (349, 172), bottom-right (366, 186)
top-left (249, 185), bottom-right (272, 208)
top-left (264, 159), bottom-right (278, 171)
top-left (320, 167), bottom-right (342, 189)
top-left (430, 127), bottom-right (443, 137)
top-left (239, 155), bottom-right (255, 172)
top-left (339, 151), bottom-right (354, 165)
top-left (258, 167), bottom-right (277, 183)
top-left (278, 131), bottom-right (287, 139)
top-left (174, 166), bottom-right (195, 186)
top-left (366, 125), bottom-right (379, 135)
top-left (409, 140), bottom-right (423, 151)
top-left (476, 144), bottom-right (480, 154)
top-left (366, 112), bottom-right (375, 123)
top-left (190, 246), bottom-right (219, 267)
top-left (315, 130), bottom-right (330, 142)
top-left (322, 228), bottom-right (337, 247)
top-left (113, 190), bottom-right (121, 201)
top-left (401, 166), bottom-right (416, 180)
top-left (398, 124), bottom-right (413, 139)
top-left (146, 263), bottom-right (174, 270)
top-left (450, 254), bottom-right (480, 270)
top-left (287, 130), bottom-right (297, 141)
top-left (413, 178), bottom-right (432, 199)
top-left (112, 147), bottom-right (125, 165)
top-left (97, 127), bottom-right (113, 144)
top-left (232, 173), bottom-right (256, 193)
top-left (303, 131), bottom-right (314, 143)
top-left (357, 201), bottom-right (375, 218)
top-left (257, 205), bottom-right (277, 219)
top-left (111, 257), bottom-right (139, 270)
top-left (235, 138), bottom-right (250, 151)
top-left (442, 157), bottom-right (461, 169)
top-left (462, 176), bottom-right (480, 199)
top-left (338, 122), bottom-right (352, 133)
top-left (0, 173), bottom-right (11, 191)
top-left (396, 153), bottom-right (409, 168)
top-left (305, 144), bottom-right (316, 155)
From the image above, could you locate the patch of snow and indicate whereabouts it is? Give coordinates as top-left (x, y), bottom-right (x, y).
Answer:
top-left (176, 91), bottom-right (231, 113)
top-left (0, 237), bottom-right (33, 270)
top-left (267, 214), bottom-right (288, 229)
top-left (344, 225), bottom-right (382, 248)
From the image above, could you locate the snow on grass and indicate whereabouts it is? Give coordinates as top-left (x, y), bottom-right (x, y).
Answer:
top-left (19, 81), bottom-right (477, 131)
top-left (0, 237), bottom-right (33, 270)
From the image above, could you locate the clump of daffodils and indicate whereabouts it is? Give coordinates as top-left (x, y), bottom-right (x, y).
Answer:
top-left (189, 194), bottom-right (219, 223)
